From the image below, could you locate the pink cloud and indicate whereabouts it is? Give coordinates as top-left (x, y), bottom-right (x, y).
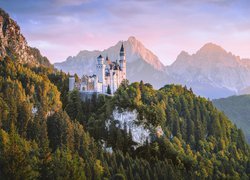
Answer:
top-left (7, 0), bottom-right (250, 65)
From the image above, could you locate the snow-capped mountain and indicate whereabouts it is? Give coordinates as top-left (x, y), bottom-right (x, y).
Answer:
top-left (54, 36), bottom-right (168, 88)
top-left (167, 43), bottom-right (250, 98)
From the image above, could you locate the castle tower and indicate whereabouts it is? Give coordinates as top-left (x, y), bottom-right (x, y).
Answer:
top-left (119, 43), bottom-right (126, 80)
top-left (96, 55), bottom-right (106, 83)
top-left (69, 76), bottom-right (75, 91)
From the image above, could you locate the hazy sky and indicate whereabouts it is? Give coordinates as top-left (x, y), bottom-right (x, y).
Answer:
top-left (1, 0), bottom-right (250, 65)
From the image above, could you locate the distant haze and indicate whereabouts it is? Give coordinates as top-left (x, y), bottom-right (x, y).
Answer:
top-left (1, 0), bottom-right (250, 64)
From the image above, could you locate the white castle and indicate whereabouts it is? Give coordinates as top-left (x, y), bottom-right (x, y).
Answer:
top-left (69, 44), bottom-right (126, 95)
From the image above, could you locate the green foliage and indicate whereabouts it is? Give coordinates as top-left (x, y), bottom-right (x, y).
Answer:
top-left (47, 111), bottom-right (74, 151)
top-left (0, 126), bottom-right (39, 179)
top-left (45, 148), bottom-right (86, 180)
top-left (0, 56), bottom-right (249, 179)
top-left (65, 90), bottom-right (84, 123)
top-left (83, 82), bottom-right (250, 179)
top-left (0, 56), bottom-right (61, 135)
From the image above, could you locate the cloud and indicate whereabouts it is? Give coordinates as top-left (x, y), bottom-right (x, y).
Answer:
top-left (1, 0), bottom-right (250, 64)
top-left (53, 0), bottom-right (91, 6)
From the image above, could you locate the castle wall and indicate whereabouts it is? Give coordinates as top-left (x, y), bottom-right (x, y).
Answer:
top-left (69, 77), bottom-right (75, 91)
top-left (79, 91), bottom-right (112, 101)
top-left (69, 44), bottom-right (126, 96)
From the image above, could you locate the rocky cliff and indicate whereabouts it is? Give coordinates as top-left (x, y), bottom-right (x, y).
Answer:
top-left (0, 8), bottom-right (51, 67)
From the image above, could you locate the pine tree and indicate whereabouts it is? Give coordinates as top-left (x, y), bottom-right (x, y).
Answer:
top-left (107, 85), bottom-right (111, 94)
top-left (65, 89), bottom-right (84, 123)
top-left (47, 111), bottom-right (74, 151)
top-left (0, 124), bottom-right (39, 179)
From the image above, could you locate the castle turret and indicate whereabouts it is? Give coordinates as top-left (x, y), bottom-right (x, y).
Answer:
top-left (96, 55), bottom-right (106, 83)
top-left (105, 56), bottom-right (111, 68)
top-left (69, 76), bottom-right (75, 91)
top-left (119, 43), bottom-right (126, 80)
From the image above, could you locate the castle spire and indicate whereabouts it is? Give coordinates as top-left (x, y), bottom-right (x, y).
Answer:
top-left (120, 42), bottom-right (124, 52)
top-left (120, 42), bottom-right (125, 57)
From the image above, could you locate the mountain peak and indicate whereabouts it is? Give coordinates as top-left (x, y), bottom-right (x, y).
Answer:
top-left (127, 36), bottom-right (142, 47)
top-left (128, 36), bottom-right (137, 42)
top-left (198, 43), bottom-right (226, 54)
top-left (178, 51), bottom-right (190, 58)
top-left (124, 36), bottom-right (164, 70)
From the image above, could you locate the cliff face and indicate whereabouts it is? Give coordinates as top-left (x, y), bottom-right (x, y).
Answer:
top-left (0, 9), bottom-right (51, 67)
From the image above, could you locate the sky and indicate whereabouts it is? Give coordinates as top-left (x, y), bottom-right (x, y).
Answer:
top-left (0, 0), bottom-right (250, 65)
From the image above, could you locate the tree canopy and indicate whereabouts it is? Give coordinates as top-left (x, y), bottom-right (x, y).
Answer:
top-left (0, 56), bottom-right (249, 179)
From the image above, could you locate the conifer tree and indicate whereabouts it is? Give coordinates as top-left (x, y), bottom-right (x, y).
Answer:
top-left (107, 85), bottom-right (111, 94)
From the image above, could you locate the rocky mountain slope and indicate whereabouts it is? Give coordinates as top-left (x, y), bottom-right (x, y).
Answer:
top-left (55, 36), bottom-right (169, 88)
top-left (168, 43), bottom-right (250, 98)
top-left (0, 8), bottom-right (51, 67)
top-left (213, 95), bottom-right (250, 143)
top-left (0, 7), bottom-right (249, 179)
top-left (55, 36), bottom-right (250, 99)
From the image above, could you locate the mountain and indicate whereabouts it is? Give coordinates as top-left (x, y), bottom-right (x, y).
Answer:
top-left (0, 8), bottom-right (249, 179)
top-left (54, 36), bottom-right (170, 88)
top-left (0, 8), bottom-right (51, 67)
top-left (55, 37), bottom-right (250, 99)
top-left (213, 95), bottom-right (250, 143)
top-left (66, 82), bottom-right (250, 179)
top-left (168, 43), bottom-right (250, 98)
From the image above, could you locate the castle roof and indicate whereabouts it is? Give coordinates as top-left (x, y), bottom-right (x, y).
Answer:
top-left (105, 56), bottom-right (112, 65)
top-left (89, 74), bottom-right (96, 78)
top-left (112, 61), bottom-right (121, 70)
top-left (120, 43), bottom-right (124, 52)
top-left (105, 72), bottom-right (110, 76)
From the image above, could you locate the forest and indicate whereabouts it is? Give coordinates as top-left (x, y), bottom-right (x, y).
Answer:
top-left (0, 56), bottom-right (249, 179)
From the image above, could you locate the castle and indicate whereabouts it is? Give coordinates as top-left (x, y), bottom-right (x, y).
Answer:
top-left (69, 44), bottom-right (126, 95)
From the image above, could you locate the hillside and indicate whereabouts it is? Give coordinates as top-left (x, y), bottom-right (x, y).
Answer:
top-left (213, 95), bottom-right (250, 143)
top-left (0, 8), bottom-right (250, 179)
top-left (0, 8), bottom-right (51, 67)
top-left (0, 52), bottom-right (249, 178)
top-left (64, 81), bottom-right (250, 179)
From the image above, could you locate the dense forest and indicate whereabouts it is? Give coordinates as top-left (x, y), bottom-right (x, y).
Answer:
top-left (0, 55), bottom-right (249, 179)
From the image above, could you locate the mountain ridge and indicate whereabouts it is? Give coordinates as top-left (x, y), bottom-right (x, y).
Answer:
top-left (0, 8), bottom-right (51, 67)
top-left (55, 36), bottom-right (168, 88)
top-left (55, 36), bottom-right (164, 72)
top-left (168, 42), bottom-right (250, 98)
top-left (55, 36), bottom-right (250, 98)
top-left (0, 8), bottom-right (249, 179)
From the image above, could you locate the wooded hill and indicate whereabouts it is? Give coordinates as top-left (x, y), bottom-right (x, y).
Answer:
top-left (0, 55), bottom-right (249, 179)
